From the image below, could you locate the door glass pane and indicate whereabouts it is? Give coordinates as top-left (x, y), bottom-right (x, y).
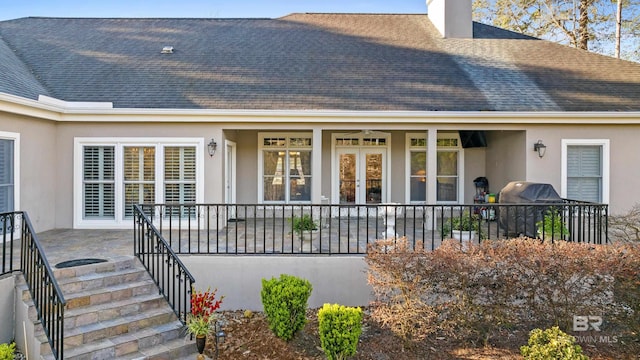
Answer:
top-left (410, 152), bottom-right (426, 202)
top-left (0, 139), bottom-right (14, 213)
top-left (339, 154), bottom-right (356, 204)
top-left (365, 153), bottom-right (382, 204)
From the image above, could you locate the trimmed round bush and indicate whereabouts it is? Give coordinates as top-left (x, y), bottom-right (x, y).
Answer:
top-left (261, 274), bottom-right (312, 341)
top-left (318, 303), bottom-right (363, 360)
top-left (521, 326), bottom-right (589, 360)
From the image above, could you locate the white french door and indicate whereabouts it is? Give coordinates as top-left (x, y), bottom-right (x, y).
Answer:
top-left (337, 148), bottom-right (386, 205)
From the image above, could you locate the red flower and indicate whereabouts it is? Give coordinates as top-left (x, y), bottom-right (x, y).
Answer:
top-left (190, 286), bottom-right (224, 324)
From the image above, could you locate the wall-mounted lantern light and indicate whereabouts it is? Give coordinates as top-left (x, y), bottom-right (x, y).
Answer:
top-left (533, 140), bottom-right (547, 158)
top-left (207, 138), bottom-right (218, 157)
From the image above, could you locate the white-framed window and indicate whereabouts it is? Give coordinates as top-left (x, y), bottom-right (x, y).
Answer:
top-left (406, 132), bottom-right (462, 203)
top-left (74, 138), bottom-right (204, 228)
top-left (0, 131), bottom-right (19, 214)
top-left (259, 133), bottom-right (312, 203)
top-left (561, 139), bottom-right (609, 203)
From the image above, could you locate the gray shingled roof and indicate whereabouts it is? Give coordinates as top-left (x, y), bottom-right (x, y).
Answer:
top-left (0, 35), bottom-right (51, 99)
top-left (0, 14), bottom-right (639, 111)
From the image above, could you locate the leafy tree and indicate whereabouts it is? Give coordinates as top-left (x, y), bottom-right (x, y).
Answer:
top-left (472, 0), bottom-right (640, 61)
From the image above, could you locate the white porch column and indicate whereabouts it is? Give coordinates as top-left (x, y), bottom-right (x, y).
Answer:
top-left (427, 129), bottom-right (438, 203)
top-left (312, 128), bottom-right (323, 203)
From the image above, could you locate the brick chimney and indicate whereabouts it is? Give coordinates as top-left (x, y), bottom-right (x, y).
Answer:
top-left (427, 0), bottom-right (473, 38)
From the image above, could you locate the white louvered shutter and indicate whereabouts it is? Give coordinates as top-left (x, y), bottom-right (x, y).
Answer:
top-left (0, 139), bottom-right (14, 213)
top-left (567, 145), bottom-right (602, 202)
top-left (83, 146), bottom-right (115, 218)
top-left (124, 146), bottom-right (155, 217)
top-left (164, 146), bottom-right (196, 206)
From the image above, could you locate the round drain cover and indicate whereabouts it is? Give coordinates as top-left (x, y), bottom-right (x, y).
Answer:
top-left (55, 258), bottom-right (108, 269)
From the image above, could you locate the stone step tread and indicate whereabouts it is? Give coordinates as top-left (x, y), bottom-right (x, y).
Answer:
top-left (63, 278), bottom-right (157, 305)
top-left (117, 337), bottom-right (197, 360)
top-left (35, 305), bottom-right (177, 343)
top-left (52, 256), bottom-right (138, 279)
top-left (56, 266), bottom-right (147, 287)
top-left (65, 291), bottom-right (165, 316)
top-left (63, 306), bottom-right (177, 338)
top-left (64, 292), bottom-right (167, 327)
top-left (42, 321), bottom-right (187, 360)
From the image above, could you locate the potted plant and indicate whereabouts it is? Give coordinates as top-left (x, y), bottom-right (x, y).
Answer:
top-left (442, 211), bottom-right (481, 242)
top-left (536, 209), bottom-right (569, 241)
top-left (186, 286), bottom-right (224, 355)
top-left (289, 214), bottom-right (319, 251)
top-left (290, 214), bottom-right (318, 239)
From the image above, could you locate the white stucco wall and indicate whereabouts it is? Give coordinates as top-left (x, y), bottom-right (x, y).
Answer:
top-left (181, 255), bottom-right (372, 311)
top-left (526, 124), bottom-right (640, 214)
top-left (0, 275), bottom-right (15, 344)
top-left (0, 112), bottom-right (58, 231)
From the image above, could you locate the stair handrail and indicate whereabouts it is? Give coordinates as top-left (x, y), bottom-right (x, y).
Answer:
top-left (1, 211), bottom-right (66, 360)
top-left (133, 204), bottom-right (195, 325)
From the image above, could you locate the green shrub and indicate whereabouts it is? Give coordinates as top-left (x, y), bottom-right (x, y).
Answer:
top-left (261, 274), bottom-right (312, 341)
top-left (520, 327), bottom-right (589, 360)
top-left (318, 303), bottom-right (363, 360)
top-left (0, 342), bottom-right (15, 360)
top-left (536, 209), bottom-right (569, 240)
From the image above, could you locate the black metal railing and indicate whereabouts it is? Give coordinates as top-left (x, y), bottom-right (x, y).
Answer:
top-left (1, 212), bottom-right (18, 276)
top-left (133, 205), bottom-right (195, 324)
top-left (138, 200), bottom-right (608, 255)
top-left (1, 211), bottom-right (65, 360)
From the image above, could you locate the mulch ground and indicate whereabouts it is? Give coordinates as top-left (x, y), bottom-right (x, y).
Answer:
top-left (203, 309), bottom-right (638, 360)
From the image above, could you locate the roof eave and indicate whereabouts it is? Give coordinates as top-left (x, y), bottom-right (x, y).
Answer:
top-left (2, 93), bottom-right (640, 124)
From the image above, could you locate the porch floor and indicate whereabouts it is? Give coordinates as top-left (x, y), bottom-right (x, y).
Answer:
top-left (31, 229), bottom-right (134, 267)
top-left (28, 220), bottom-right (448, 264)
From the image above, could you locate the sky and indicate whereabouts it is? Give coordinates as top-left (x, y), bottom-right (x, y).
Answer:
top-left (0, 1), bottom-right (428, 21)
